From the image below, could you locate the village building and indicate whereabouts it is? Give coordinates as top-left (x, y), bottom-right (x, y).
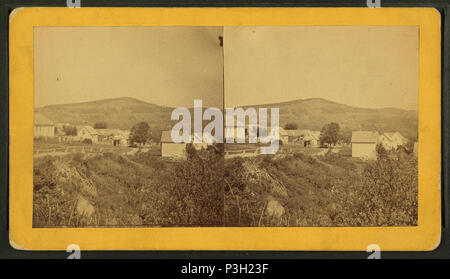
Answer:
top-left (378, 132), bottom-right (408, 150)
top-left (161, 130), bottom-right (187, 158)
top-left (300, 130), bottom-right (321, 147)
top-left (34, 113), bottom-right (55, 138)
top-left (285, 130), bottom-right (304, 145)
top-left (94, 128), bottom-right (131, 146)
top-left (114, 129), bottom-right (131, 146)
top-left (351, 131), bottom-right (379, 159)
top-left (77, 126), bottom-right (99, 143)
top-left (282, 129), bottom-right (320, 146)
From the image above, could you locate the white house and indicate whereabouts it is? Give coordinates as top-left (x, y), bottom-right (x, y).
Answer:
top-left (378, 132), bottom-right (408, 150)
top-left (34, 113), bottom-right (55, 138)
top-left (160, 130), bottom-right (187, 158)
top-left (351, 131), bottom-right (379, 159)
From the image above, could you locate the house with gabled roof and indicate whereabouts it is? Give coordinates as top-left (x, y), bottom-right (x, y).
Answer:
top-left (34, 113), bottom-right (55, 138)
top-left (378, 132), bottom-right (408, 150)
top-left (351, 131), bottom-right (379, 159)
top-left (161, 130), bottom-right (187, 158)
top-left (77, 126), bottom-right (99, 142)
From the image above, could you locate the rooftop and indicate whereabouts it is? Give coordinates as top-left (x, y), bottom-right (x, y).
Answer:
top-left (351, 131), bottom-right (379, 143)
top-left (34, 113), bottom-right (54, 126)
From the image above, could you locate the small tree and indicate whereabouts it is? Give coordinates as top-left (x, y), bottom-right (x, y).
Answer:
top-left (62, 125), bottom-right (77, 136)
top-left (129, 122), bottom-right (150, 146)
top-left (94, 122), bottom-right (108, 129)
top-left (284, 123), bottom-right (298, 130)
top-left (376, 143), bottom-right (387, 159)
top-left (320, 122), bottom-right (340, 147)
top-left (340, 127), bottom-right (352, 144)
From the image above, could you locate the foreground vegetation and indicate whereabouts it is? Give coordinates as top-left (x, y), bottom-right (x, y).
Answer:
top-left (33, 145), bottom-right (417, 227)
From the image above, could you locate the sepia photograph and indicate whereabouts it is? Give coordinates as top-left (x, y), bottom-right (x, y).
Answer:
top-left (33, 25), bottom-right (418, 228)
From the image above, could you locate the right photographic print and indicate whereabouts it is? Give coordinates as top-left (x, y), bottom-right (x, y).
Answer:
top-left (222, 26), bottom-right (418, 227)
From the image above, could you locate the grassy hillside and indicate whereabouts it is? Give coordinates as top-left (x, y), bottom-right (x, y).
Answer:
top-left (224, 150), bottom-right (417, 227)
top-left (33, 147), bottom-right (417, 227)
top-left (37, 97), bottom-right (418, 139)
top-left (36, 97), bottom-right (174, 131)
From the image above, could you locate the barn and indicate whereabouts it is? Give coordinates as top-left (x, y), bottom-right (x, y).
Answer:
top-left (301, 130), bottom-right (321, 147)
top-left (161, 130), bottom-right (187, 158)
top-left (34, 113), bottom-right (55, 138)
top-left (351, 131), bottom-right (379, 159)
top-left (285, 130), bottom-right (305, 144)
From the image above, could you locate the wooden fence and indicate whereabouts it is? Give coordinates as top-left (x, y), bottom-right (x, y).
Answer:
top-left (34, 146), bottom-right (127, 157)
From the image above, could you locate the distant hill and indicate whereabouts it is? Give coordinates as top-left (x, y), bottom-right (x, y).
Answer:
top-left (245, 98), bottom-right (418, 140)
top-left (36, 97), bottom-right (175, 137)
top-left (36, 97), bottom-right (418, 140)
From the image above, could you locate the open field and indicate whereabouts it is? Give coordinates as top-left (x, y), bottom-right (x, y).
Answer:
top-left (34, 139), bottom-right (161, 157)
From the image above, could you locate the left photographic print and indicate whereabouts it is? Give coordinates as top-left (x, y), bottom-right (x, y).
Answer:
top-left (33, 26), bottom-right (225, 227)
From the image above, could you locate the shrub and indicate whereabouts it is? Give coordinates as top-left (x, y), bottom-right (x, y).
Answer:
top-left (34, 156), bottom-right (57, 191)
top-left (82, 138), bottom-right (92, 144)
top-left (376, 143), bottom-right (387, 159)
top-left (163, 145), bottom-right (224, 226)
top-left (94, 122), bottom-right (107, 129)
top-left (335, 150), bottom-right (418, 226)
top-left (284, 123), bottom-right (298, 130)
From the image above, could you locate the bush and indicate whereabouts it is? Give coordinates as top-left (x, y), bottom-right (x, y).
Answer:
top-left (62, 125), bottom-right (77, 136)
top-left (34, 156), bottom-right (57, 191)
top-left (33, 157), bottom-right (77, 227)
top-left (334, 150), bottom-right (418, 226)
top-left (320, 153), bottom-right (356, 170)
top-left (33, 142), bottom-right (418, 228)
top-left (162, 144), bottom-right (224, 226)
top-left (94, 122), bottom-right (107, 129)
top-left (82, 138), bottom-right (93, 144)
top-left (284, 123), bottom-right (298, 130)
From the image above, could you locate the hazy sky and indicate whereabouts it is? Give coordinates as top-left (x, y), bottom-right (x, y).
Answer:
top-left (35, 26), bottom-right (223, 108)
top-left (35, 26), bottom-right (418, 110)
top-left (224, 26), bottom-right (418, 110)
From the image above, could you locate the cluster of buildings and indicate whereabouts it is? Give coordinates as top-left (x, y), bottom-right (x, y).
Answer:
top-left (34, 113), bottom-right (130, 146)
top-left (160, 128), bottom-right (413, 160)
top-left (159, 126), bottom-right (322, 158)
top-left (35, 112), bottom-right (413, 160)
top-left (76, 126), bottom-right (130, 146)
top-left (279, 128), bottom-right (321, 147)
top-left (351, 131), bottom-right (411, 159)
